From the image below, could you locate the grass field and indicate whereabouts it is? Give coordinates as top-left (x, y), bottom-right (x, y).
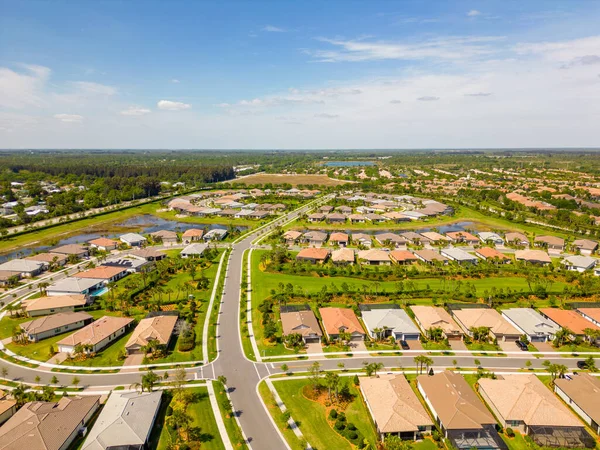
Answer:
top-left (273, 378), bottom-right (377, 450)
top-left (213, 380), bottom-right (248, 449)
top-left (258, 381), bottom-right (306, 450)
top-left (152, 388), bottom-right (225, 450)
top-left (229, 173), bottom-right (350, 187)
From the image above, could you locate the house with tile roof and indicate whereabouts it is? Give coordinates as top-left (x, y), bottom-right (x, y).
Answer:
top-left (124, 315), bottom-right (178, 354)
top-left (452, 308), bottom-right (521, 342)
top-left (296, 248), bottom-right (330, 264)
top-left (319, 307), bottom-right (365, 341)
top-left (73, 266), bottom-right (128, 284)
top-left (555, 373), bottom-right (600, 435)
top-left (20, 312), bottom-right (93, 342)
top-left (88, 237), bottom-right (120, 252)
top-left (361, 307), bottom-right (420, 341)
top-left (57, 316), bottom-right (134, 354)
top-left (280, 309), bottom-right (323, 343)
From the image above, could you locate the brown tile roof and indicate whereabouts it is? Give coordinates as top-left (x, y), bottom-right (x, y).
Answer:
top-left (0, 396), bottom-right (100, 450)
top-left (360, 374), bottom-right (433, 433)
top-left (280, 310), bottom-right (322, 338)
top-left (331, 248), bottom-right (355, 263)
top-left (182, 228), bottom-right (204, 237)
top-left (475, 247), bottom-right (509, 260)
top-left (479, 375), bottom-right (582, 427)
top-left (23, 253), bottom-right (68, 264)
top-left (539, 308), bottom-right (600, 335)
top-left (572, 239), bottom-right (598, 251)
top-left (357, 249), bottom-right (390, 263)
top-left (413, 249), bottom-right (448, 263)
top-left (73, 265), bottom-right (127, 280)
top-left (389, 250), bottom-right (417, 262)
top-left (319, 307), bottom-right (364, 336)
top-left (88, 237), bottom-right (119, 247)
top-left (150, 230), bottom-right (178, 239)
top-left (515, 249), bottom-right (551, 264)
top-left (535, 235), bottom-right (565, 247)
top-left (411, 306), bottom-right (462, 335)
top-left (446, 231), bottom-right (479, 242)
top-left (554, 373), bottom-right (600, 426)
top-left (129, 248), bottom-right (165, 259)
top-left (283, 230), bottom-right (302, 240)
top-left (453, 308), bottom-right (520, 336)
top-left (57, 316), bottom-right (134, 347)
top-left (125, 315), bottom-right (178, 350)
top-left (21, 312), bottom-right (93, 335)
top-left (52, 244), bottom-right (88, 255)
top-left (329, 232), bottom-right (349, 242)
top-left (418, 371), bottom-right (495, 430)
top-left (505, 232), bottom-right (529, 244)
top-left (296, 248), bottom-right (330, 261)
top-left (23, 295), bottom-right (87, 313)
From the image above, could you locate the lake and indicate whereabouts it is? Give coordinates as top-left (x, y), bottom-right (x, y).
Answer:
top-left (0, 214), bottom-right (247, 262)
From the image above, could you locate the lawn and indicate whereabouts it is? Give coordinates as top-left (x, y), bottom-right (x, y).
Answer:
top-left (466, 342), bottom-right (502, 352)
top-left (7, 333), bottom-right (65, 362)
top-left (152, 388), bottom-right (225, 450)
top-left (273, 378), bottom-right (378, 450)
top-left (258, 381), bottom-right (306, 450)
top-left (0, 315), bottom-right (31, 339)
top-left (228, 173), bottom-right (349, 187)
top-left (213, 381), bottom-right (248, 449)
top-left (62, 328), bottom-right (134, 367)
top-left (413, 439), bottom-right (439, 450)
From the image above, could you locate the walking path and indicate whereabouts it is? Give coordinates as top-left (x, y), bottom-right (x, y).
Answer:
top-left (206, 380), bottom-right (235, 450)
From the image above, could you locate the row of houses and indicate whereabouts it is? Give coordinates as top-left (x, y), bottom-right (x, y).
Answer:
top-left (280, 304), bottom-right (600, 346)
top-left (361, 370), bottom-right (598, 449)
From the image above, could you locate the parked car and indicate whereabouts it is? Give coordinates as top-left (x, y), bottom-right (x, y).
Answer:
top-left (515, 340), bottom-right (528, 351)
top-left (577, 360), bottom-right (587, 370)
top-left (400, 340), bottom-right (410, 350)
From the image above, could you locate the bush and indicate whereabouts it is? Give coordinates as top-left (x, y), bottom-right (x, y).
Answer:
top-left (347, 423), bottom-right (356, 431)
top-left (432, 430), bottom-right (442, 441)
top-left (506, 428), bottom-right (515, 437)
top-left (329, 409), bottom-right (338, 419)
top-left (353, 375), bottom-right (359, 386)
top-left (345, 430), bottom-right (358, 440)
top-left (337, 412), bottom-right (346, 422)
top-left (166, 405), bottom-right (173, 416)
top-left (334, 420), bottom-right (346, 431)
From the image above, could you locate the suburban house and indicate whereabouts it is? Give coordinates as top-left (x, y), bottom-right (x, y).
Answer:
top-left (129, 248), bottom-right (166, 261)
top-left (351, 233), bottom-right (372, 248)
top-left (440, 248), bottom-right (478, 265)
top-left (124, 314), bottom-right (178, 354)
top-left (182, 228), bottom-right (204, 244)
top-left (417, 371), bottom-right (503, 450)
top-left (102, 256), bottom-right (153, 273)
top-left (88, 237), bottom-right (120, 252)
top-left (336, 205), bottom-right (352, 214)
top-left (382, 211), bottom-right (410, 222)
top-left (331, 248), bottom-right (355, 265)
top-left (478, 232), bottom-right (505, 246)
top-left (57, 316), bottom-right (135, 354)
top-left (555, 373), bottom-right (600, 435)
top-left (360, 374), bottom-right (433, 440)
top-left (307, 212), bottom-right (326, 223)
top-left (73, 265), bottom-right (128, 284)
top-left (348, 213), bottom-right (367, 224)
top-left (302, 231), bottom-right (328, 247)
top-left (420, 231), bottom-right (451, 245)
top-left (319, 307), bottom-right (365, 341)
top-left (119, 232), bottom-right (147, 247)
top-left (280, 308), bottom-right (323, 343)
top-left (361, 307), bottom-right (420, 341)
top-left (474, 247), bottom-right (510, 263)
top-left (562, 255), bottom-right (597, 272)
top-left (180, 243), bottom-right (208, 258)
top-left (375, 232), bottom-right (406, 248)
top-left (400, 231), bottom-right (429, 244)
top-left (0, 259), bottom-right (44, 278)
top-left (24, 252), bottom-right (68, 268)
top-left (150, 229), bottom-right (178, 244)
top-left (82, 391), bottom-right (162, 450)
top-left (46, 277), bottom-right (104, 297)
top-left (0, 396), bottom-right (101, 450)
top-left (52, 244), bottom-right (90, 258)
top-left (0, 392), bottom-right (16, 426)
top-left (505, 232), bottom-right (529, 247)
top-left (539, 308), bottom-right (600, 339)
top-left (446, 231), bottom-right (479, 245)
top-left (282, 230), bottom-right (302, 246)
top-left (572, 239), bottom-right (598, 256)
top-left (514, 249), bottom-right (552, 265)
top-left (296, 247), bottom-right (330, 264)
top-left (534, 235), bottom-right (565, 252)
top-left (389, 250), bottom-right (418, 264)
top-left (413, 249), bottom-right (448, 265)
top-left (479, 375), bottom-right (592, 448)
top-left (411, 306), bottom-right (463, 340)
top-left (20, 312), bottom-right (93, 342)
top-left (357, 249), bottom-right (391, 265)
top-left (23, 294), bottom-right (88, 317)
top-left (329, 232), bottom-right (349, 247)
top-left (578, 308), bottom-right (600, 327)
top-left (318, 205), bottom-right (334, 213)
top-left (501, 308), bottom-right (559, 342)
top-left (451, 308), bottom-right (521, 342)
top-left (326, 212), bottom-right (347, 224)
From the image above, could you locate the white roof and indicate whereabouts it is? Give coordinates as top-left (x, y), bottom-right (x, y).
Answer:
top-left (563, 255), bottom-right (597, 269)
top-left (48, 277), bottom-right (102, 293)
top-left (119, 233), bottom-right (146, 243)
top-left (478, 232), bottom-right (504, 242)
top-left (82, 391), bottom-right (162, 450)
top-left (502, 308), bottom-right (559, 337)
top-left (441, 247), bottom-right (477, 261)
top-left (362, 309), bottom-right (420, 335)
top-left (181, 243), bottom-right (208, 255)
top-left (0, 259), bottom-right (44, 273)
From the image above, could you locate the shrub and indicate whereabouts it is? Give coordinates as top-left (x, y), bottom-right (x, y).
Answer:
top-left (329, 409), bottom-right (338, 419)
top-left (353, 375), bottom-right (359, 385)
top-left (506, 428), bottom-right (515, 437)
top-left (432, 430), bottom-right (442, 441)
top-left (334, 420), bottom-right (346, 431)
top-left (166, 405), bottom-right (173, 416)
top-left (347, 423), bottom-right (356, 431)
top-left (346, 431), bottom-right (358, 440)
top-left (337, 412), bottom-right (346, 422)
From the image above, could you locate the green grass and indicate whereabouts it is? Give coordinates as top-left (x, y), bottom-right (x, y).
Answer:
top-left (466, 342), bottom-right (502, 352)
top-left (152, 388), bottom-right (225, 450)
top-left (422, 341), bottom-right (451, 351)
top-left (556, 343), bottom-right (600, 354)
top-left (258, 381), bottom-right (306, 450)
top-left (501, 432), bottom-right (531, 450)
top-left (62, 328), bottom-right (134, 367)
top-left (7, 333), bottom-right (65, 362)
top-left (213, 380), bottom-right (248, 449)
top-left (0, 315), bottom-right (31, 339)
top-left (273, 378), bottom-right (378, 450)
top-left (413, 439), bottom-right (440, 450)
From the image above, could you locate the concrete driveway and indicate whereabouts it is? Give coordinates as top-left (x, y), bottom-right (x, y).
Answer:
top-left (305, 342), bottom-right (322, 356)
top-left (533, 341), bottom-right (557, 353)
top-left (449, 340), bottom-right (468, 351)
top-left (499, 340), bottom-right (520, 352)
top-left (349, 340), bottom-right (367, 352)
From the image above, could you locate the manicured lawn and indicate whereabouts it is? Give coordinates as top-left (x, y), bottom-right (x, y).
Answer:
top-left (422, 341), bottom-right (451, 351)
top-left (466, 342), bottom-right (502, 352)
top-left (413, 439), bottom-right (440, 450)
top-left (7, 333), bottom-right (65, 362)
top-left (62, 328), bottom-right (134, 367)
top-left (0, 315), bottom-right (30, 339)
top-left (556, 343), bottom-right (599, 354)
top-left (213, 381), bottom-right (248, 449)
top-left (501, 432), bottom-right (531, 450)
top-left (258, 381), bottom-right (306, 450)
top-left (274, 378), bottom-right (378, 450)
top-left (153, 388), bottom-right (225, 450)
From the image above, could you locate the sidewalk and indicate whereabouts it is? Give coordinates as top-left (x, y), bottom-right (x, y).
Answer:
top-left (265, 378), bottom-right (311, 449)
top-left (206, 381), bottom-right (234, 450)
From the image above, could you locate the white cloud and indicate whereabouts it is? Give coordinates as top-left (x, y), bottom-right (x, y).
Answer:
top-left (314, 113), bottom-right (339, 119)
top-left (262, 25), bottom-right (285, 32)
top-left (514, 35), bottom-right (600, 63)
top-left (171, 79), bottom-right (181, 83)
top-left (307, 35), bottom-right (504, 62)
top-left (0, 64), bottom-right (50, 109)
top-left (71, 81), bottom-right (116, 96)
top-left (467, 10), bottom-right (482, 17)
top-left (54, 113), bottom-right (83, 123)
top-left (157, 100), bottom-right (192, 111)
top-left (120, 106), bottom-right (152, 116)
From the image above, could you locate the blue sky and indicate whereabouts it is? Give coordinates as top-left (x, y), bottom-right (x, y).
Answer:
top-left (1, 0), bottom-right (599, 148)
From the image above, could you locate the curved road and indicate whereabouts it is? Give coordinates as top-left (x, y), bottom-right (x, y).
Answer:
top-left (0, 197), bottom-right (598, 450)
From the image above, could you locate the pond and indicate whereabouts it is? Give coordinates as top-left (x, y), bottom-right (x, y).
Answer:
top-left (0, 214), bottom-right (247, 262)
top-left (323, 161), bottom-right (375, 167)
top-left (333, 222), bottom-right (479, 236)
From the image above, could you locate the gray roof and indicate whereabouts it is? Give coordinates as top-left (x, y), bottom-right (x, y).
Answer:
top-left (0, 259), bottom-right (44, 273)
top-left (362, 309), bottom-right (420, 335)
top-left (21, 312), bottom-right (92, 335)
top-left (440, 247), bottom-right (477, 262)
top-left (562, 255), bottom-right (597, 269)
top-left (502, 308), bottom-right (559, 337)
top-left (478, 232), bottom-right (504, 242)
top-left (82, 391), bottom-right (162, 450)
top-left (181, 243), bottom-right (208, 256)
top-left (119, 233), bottom-right (147, 243)
top-left (102, 257), bottom-right (148, 271)
top-left (47, 277), bottom-right (102, 293)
